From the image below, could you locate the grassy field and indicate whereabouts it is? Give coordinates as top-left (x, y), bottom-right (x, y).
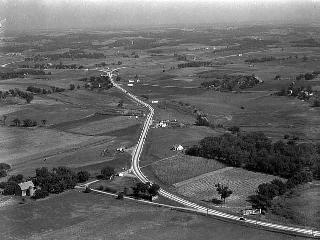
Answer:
top-left (0, 190), bottom-right (307, 240)
top-left (174, 167), bottom-right (282, 210)
top-left (268, 184), bottom-right (320, 228)
top-left (141, 126), bottom-right (222, 166)
top-left (149, 154), bottom-right (226, 185)
top-left (68, 115), bottom-right (141, 136)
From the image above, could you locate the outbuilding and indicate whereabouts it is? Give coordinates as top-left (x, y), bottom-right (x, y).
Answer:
top-left (18, 181), bottom-right (35, 197)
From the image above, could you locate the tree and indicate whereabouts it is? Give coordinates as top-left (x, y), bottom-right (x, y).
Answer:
top-left (101, 166), bottom-right (115, 180)
top-left (23, 119), bottom-right (33, 127)
top-left (8, 174), bottom-right (24, 183)
top-left (41, 119), bottom-right (47, 125)
top-left (148, 183), bottom-right (160, 196)
top-left (0, 169), bottom-right (7, 178)
top-left (117, 100), bottom-right (124, 108)
top-left (32, 189), bottom-right (49, 199)
top-left (3, 182), bottom-right (21, 195)
top-left (195, 114), bottom-right (209, 126)
top-left (69, 84), bottom-right (75, 90)
top-left (77, 171), bottom-right (90, 183)
top-left (2, 115), bottom-right (7, 126)
top-left (12, 118), bottom-right (21, 127)
top-left (25, 93), bottom-right (34, 103)
top-left (215, 183), bottom-right (233, 203)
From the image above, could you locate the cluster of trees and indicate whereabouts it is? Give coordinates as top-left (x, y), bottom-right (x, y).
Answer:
top-left (248, 172), bottom-right (312, 211)
top-left (20, 62), bottom-right (84, 70)
top-left (26, 86), bottom-right (65, 95)
top-left (32, 167), bottom-right (90, 198)
top-left (296, 71), bottom-right (320, 81)
top-left (186, 132), bottom-right (320, 180)
top-left (245, 56), bottom-right (277, 63)
top-left (177, 61), bottom-right (212, 69)
top-left (245, 55), bottom-right (300, 64)
top-left (83, 75), bottom-right (113, 90)
top-left (0, 88), bottom-right (34, 103)
top-left (173, 53), bottom-right (187, 61)
top-left (132, 182), bottom-right (160, 201)
top-left (43, 50), bottom-right (105, 61)
top-left (0, 163), bottom-right (11, 178)
top-left (201, 75), bottom-right (260, 91)
top-left (11, 118), bottom-right (46, 127)
top-left (0, 167), bottom-right (90, 199)
top-left (291, 38), bottom-right (320, 48)
top-left (0, 69), bottom-right (48, 80)
top-left (0, 174), bottom-right (24, 195)
top-left (277, 83), bottom-right (319, 106)
top-left (195, 113), bottom-right (210, 126)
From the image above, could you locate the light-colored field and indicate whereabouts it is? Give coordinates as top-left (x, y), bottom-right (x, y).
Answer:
top-left (0, 126), bottom-right (105, 165)
top-left (150, 154), bottom-right (226, 185)
top-left (174, 167), bottom-right (282, 209)
top-left (68, 115), bottom-right (141, 135)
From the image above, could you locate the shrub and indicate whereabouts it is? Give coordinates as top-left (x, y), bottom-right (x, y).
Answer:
top-left (104, 186), bottom-right (117, 193)
top-left (98, 185), bottom-right (104, 191)
top-left (32, 189), bottom-right (49, 199)
top-left (77, 171), bottom-right (90, 183)
top-left (0, 163), bottom-right (11, 171)
top-left (116, 192), bottom-right (124, 200)
top-left (83, 187), bottom-right (91, 193)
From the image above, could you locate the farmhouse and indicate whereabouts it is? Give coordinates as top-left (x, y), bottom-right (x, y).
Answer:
top-left (172, 144), bottom-right (184, 151)
top-left (18, 181), bottom-right (35, 197)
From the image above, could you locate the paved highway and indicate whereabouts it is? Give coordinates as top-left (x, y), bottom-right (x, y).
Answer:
top-left (103, 68), bottom-right (319, 238)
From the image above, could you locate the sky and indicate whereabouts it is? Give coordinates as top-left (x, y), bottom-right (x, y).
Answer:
top-left (1, 0), bottom-right (320, 32)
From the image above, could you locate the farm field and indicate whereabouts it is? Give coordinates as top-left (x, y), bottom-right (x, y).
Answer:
top-left (177, 91), bottom-right (320, 141)
top-left (148, 154), bottom-right (226, 185)
top-left (68, 115), bottom-right (141, 136)
top-left (174, 167), bottom-right (282, 210)
top-left (0, 190), bottom-right (307, 240)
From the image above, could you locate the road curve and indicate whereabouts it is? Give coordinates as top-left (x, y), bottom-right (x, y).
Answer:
top-left (103, 69), bottom-right (320, 238)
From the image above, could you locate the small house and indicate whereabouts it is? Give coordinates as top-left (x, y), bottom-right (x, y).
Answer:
top-left (172, 144), bottom-right (184, 151)
top-left (18, 181), bottom-right (35, 197)
top-left (128, 80), bottom-right (135, 83)
top-left (151, 100), bottom-right (159, 104)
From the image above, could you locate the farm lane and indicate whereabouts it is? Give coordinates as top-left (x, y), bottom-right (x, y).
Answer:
top-left (104, 67), bottom-right (320, 238)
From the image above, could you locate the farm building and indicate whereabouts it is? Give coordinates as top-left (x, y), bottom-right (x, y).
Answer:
top-left (127, 83), bottom-right (134, 87)
top-left (128, 80), bottom-right (135, 83)
top-left (172, 144), bottom-right (184, 151)
top-left (18, 181), bottom-right (35, 197)
top-left (151, 100), bottom-right (159, 104)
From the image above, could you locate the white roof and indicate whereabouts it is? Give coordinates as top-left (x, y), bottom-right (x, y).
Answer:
top-left (18, 181), bottom-right (34, 191)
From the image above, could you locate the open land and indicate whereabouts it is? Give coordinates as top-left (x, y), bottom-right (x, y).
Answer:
top-left (0, 190), bottom-right (309, 240)
top-left (0, 24), bottom-right (320, 236)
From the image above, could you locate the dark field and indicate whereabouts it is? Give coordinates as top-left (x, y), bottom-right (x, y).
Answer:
top-left (0, 190), bottom-right (309, 240)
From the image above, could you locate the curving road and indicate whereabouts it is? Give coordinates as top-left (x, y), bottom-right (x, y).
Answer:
top-left (103, 68), bottom-right (320, 238)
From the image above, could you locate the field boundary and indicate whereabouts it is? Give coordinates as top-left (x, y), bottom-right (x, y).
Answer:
top-left (174, 167), bottom-right (233, 187)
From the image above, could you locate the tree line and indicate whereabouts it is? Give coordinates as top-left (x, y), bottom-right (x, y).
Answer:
top-left (0, 69), bottom-right (49, 80)
top-left (186, 132), bottom-right (320, 180)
